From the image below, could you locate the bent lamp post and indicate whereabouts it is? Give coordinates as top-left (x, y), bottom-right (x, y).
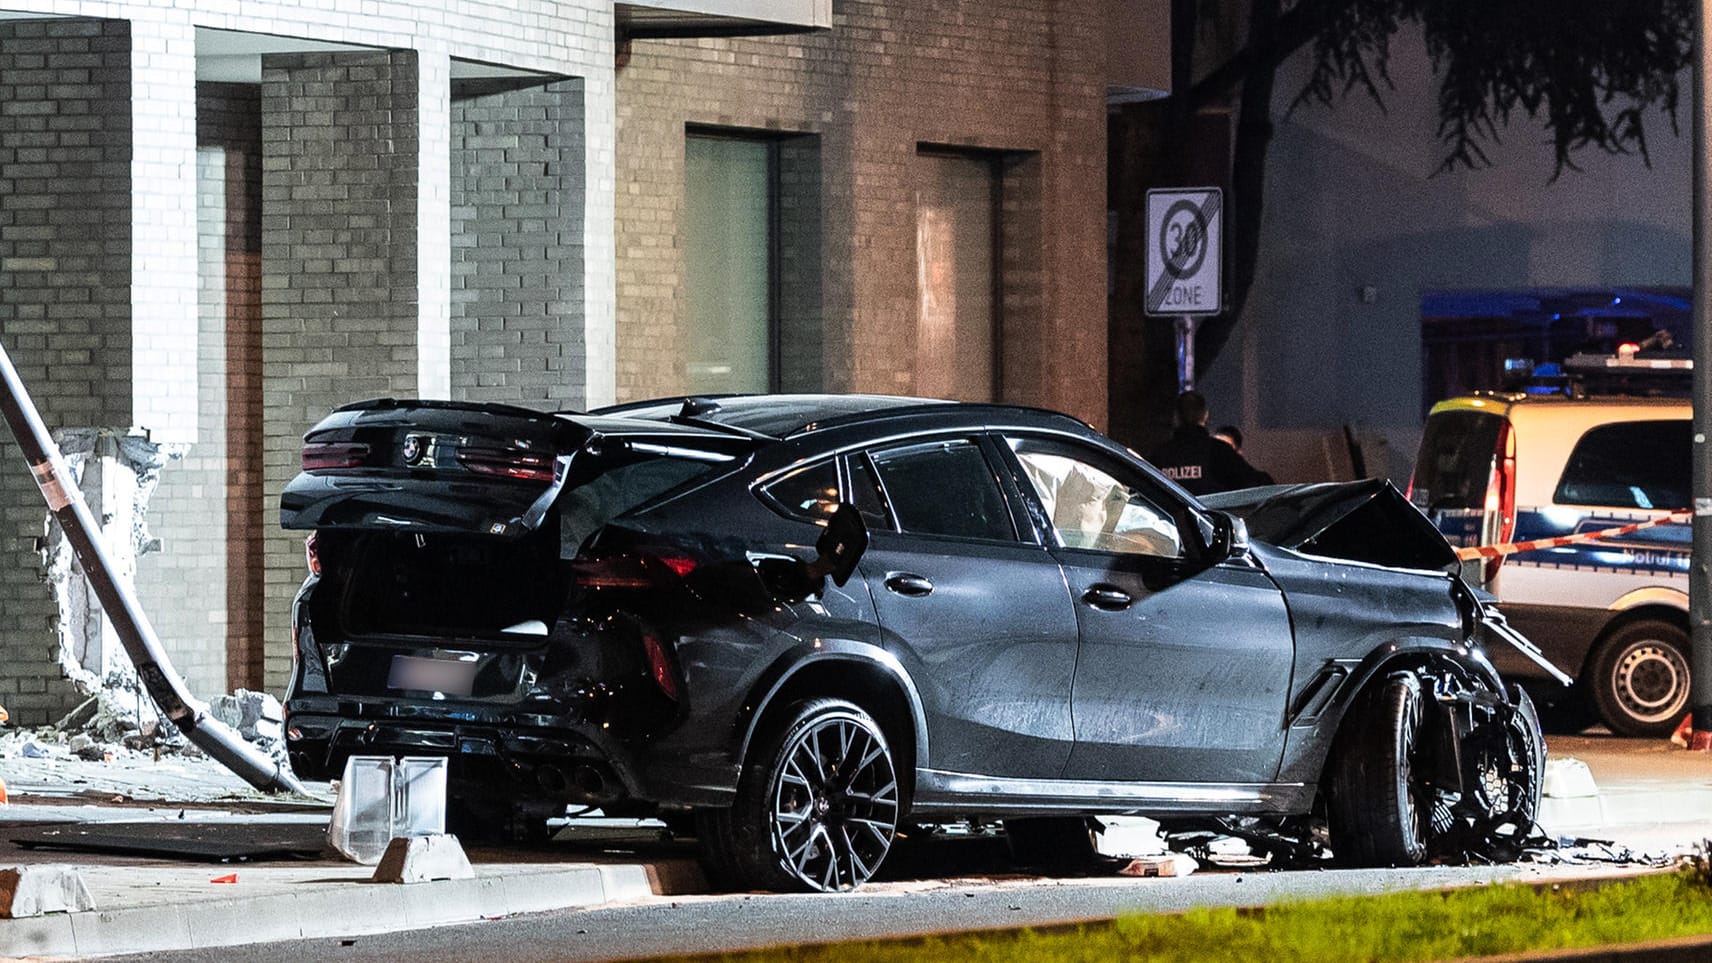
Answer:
top-left (0, 336), bottom-right (307, 795)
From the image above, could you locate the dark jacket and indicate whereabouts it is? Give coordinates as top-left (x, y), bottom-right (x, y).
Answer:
top-left (1145, 425), bottom-right (1274, 496)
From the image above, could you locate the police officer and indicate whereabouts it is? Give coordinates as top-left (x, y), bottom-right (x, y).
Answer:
top-left (1146, 391), bottom-right (1272, 496)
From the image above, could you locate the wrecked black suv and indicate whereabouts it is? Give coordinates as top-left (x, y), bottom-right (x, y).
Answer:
top-left (280, 394), bottom-right (1548, 891)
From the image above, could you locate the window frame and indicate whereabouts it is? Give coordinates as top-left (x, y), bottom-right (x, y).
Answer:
top-left (861, 434), bottom-right (1025, 545)
top-left (1552, 418), bottom-right (1692, 511)
top-left (993, 430), bottom-right (1201, 559)
top-left (684, 126), bottom-right (784, 393)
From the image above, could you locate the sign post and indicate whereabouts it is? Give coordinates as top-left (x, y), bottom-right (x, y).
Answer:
top-left (1691, 0), bottom-right (1712, 749)
top-left (1145, 188), bottom-right (1224, 392)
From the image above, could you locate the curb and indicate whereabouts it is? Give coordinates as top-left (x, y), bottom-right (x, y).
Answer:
top-left (0, 860), bottom-right (695, 958)
top-left (1468, 932), bottom-right (1712, 961)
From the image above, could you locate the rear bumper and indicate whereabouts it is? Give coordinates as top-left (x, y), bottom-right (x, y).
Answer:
top-left (283, 696), bottom-right (738, 809)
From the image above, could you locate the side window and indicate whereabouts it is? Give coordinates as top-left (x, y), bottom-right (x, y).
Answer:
top-left (869, 439), bottom-right (1016, 541)
top-left (1554, 420), bottom-right (1690, 510)
top-left (1006, 436), bottom-right (1183, 558)
top-left (846, 455), bottom-right (895, 531)
top-left (760, 459), bottom-right (840, 521)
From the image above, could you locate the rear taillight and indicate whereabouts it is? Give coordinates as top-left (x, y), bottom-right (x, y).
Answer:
top-left (641, 630), bottom-right (681, 701)
top-left (1482, 420), bottom-right (1517, 582)
top-left (456, 446), bottom-right (556, 482)
top-left (572, 553), bottom-right (699, 589)
top-left (302, 442), bottom-right (369, 472)
top-left (304, 532), bottom-right (321, 576)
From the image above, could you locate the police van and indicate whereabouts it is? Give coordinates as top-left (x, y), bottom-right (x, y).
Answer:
top-left (1409, 353), bottom-right (1691, 736)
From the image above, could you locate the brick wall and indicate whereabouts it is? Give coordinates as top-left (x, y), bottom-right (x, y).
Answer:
top-left (450, 79), bottom-right (587, 407)
top-left (199, 84), bottom-right (266, 693)
top-left (614, 0), bottom-right (1110, 425)
top-left (0, 19), bottom-right (135, 723)
top-left (128, 83), bottom-right (264, 700)
top-left (259, 50), bottom-right (427, 687)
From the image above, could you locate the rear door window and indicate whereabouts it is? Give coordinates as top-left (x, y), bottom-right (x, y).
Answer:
top-left (759, 459), bottom-right (840, 521)
top-left (559, 453), bottom-right (724, 554)
top-left (869, 439), bottom-right (1016, 542)
top-left (1553, 420), bottom-right (1690, 510)
top-left (1411, 410), bottom-right (1505, 511)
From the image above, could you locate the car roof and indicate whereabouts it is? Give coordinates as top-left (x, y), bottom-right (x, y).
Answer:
top-left (1431, 393), bottom-right (1689, 419)
top-left (593, 394), bottom-right (1040, 439)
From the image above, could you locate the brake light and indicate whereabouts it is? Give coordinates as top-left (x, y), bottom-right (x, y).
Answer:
top-left (304, 532), bottom-right (321, 576)
top-left (456, 446), bottom-right (555, 482)
top-left (1482, 420), bottom-right (1517, 582)
top-left (572, 553), bottom-right (699, 588)
top-left (302, 442), bottom-right (369, 472)
top-left (641, 630), bottom-right (681, 701)
top-left (573, 556), bottom-right (652, 589)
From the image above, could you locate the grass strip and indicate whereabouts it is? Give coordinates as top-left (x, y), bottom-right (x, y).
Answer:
top-left (663, 869), bottom-right (1712, 963)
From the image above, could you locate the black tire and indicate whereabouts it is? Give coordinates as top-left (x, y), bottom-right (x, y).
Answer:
top-left (1327, 673), bottom-right (1429, 867)
top-left (1003, 817), bottom-right (1099, 871)
top-left (1589, 620), bottom-right (1690, 738)
top-left (699, 698), bottom-right (902, 892)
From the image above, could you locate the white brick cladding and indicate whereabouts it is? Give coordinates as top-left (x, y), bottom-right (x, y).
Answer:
top-left (128, 15), bottom-right (199, 444)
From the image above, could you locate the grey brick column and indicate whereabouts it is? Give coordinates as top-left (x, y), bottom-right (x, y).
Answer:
top-left (0, 16), bottom-right (200, 723)
top-left (259, 49), bottom-right (449, 687)
top-left (450, 78), bottom-right (587, 406)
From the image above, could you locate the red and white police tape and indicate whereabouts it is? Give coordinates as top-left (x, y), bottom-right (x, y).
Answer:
top-left (1452, 511), bottom-right (1691, 562)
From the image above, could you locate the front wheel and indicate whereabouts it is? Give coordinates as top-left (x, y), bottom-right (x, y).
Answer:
top-left (701, 698), bottom-right (902, 892)
top-left (1326, 673), bottom-right (1430, 867)
top-left (1589, 621), bottom-right (1690, 738)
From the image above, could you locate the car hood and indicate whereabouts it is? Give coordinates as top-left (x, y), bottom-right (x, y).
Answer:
top-left (1202, 479), bottom-right (1460, 575)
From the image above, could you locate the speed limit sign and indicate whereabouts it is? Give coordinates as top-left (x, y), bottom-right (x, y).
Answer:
top-left (1144, 188), bottom-right (1222, 317)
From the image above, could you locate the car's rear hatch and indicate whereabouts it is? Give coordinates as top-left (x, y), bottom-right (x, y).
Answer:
top-left (281, 399), bottom-right (755, 702)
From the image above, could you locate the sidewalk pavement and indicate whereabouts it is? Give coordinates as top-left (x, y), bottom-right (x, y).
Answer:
top-left (0, 733), bottom-right (1706, 960)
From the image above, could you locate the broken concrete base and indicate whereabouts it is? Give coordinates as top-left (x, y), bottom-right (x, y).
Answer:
top-left (1118, 853), bottom-right (1199, 878)
top-left (371, 835), bottom-right (475, 884)
top-left (0, 865), bottom-right (95, 918)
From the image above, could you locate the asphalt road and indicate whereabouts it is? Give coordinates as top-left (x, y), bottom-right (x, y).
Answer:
top-left (83, 734), bottom-right (1712, 962)
top-left (104, 857), bottom-right (1656, 963)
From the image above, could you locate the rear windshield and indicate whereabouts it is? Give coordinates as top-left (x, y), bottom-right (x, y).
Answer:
top-left (1554, 420), bottom-right (1690, 510)
top-left (558, 454), bottom-right (721, 555)
top-left (1411, 410), bottom-right (1504, 511)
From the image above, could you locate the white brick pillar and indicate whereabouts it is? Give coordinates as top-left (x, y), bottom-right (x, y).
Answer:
top-left (416, 44), bottom-right (453, 399)
top-left (129, 14), bottom-right (199, 444)
top-left (581, 35), bottom-right (617, 409)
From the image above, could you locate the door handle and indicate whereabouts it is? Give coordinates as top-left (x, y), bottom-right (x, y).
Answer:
top-left (884, 573), bottom-right (935, 597)
top-left (1081, 585), bottom-right (1133, 611)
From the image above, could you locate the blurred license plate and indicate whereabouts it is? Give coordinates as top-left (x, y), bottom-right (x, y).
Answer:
top-left (387, 655), bottom-right (477, 696)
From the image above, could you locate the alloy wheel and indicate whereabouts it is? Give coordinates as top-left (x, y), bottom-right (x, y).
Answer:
top-left (769, 712), bottom-right (899, 892)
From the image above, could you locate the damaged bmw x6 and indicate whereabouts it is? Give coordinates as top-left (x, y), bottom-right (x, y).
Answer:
top-left (280, 394), bottom-right (1549, 891)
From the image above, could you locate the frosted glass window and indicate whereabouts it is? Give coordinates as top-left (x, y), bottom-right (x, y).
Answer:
top-left (684, 135), bottom-right (773, 393)
top-left (915, 152), bottom-right (997, 402)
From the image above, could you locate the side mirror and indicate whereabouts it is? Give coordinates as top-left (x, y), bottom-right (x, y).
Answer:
top-left (814, 503), bottom-right (868, 587)
top-left (751, 503), bottom-right (870, 604)
top-left (1201, 510), bottom-right (1248, 562)
top-left (1224, 513), bottom-right (1250, 559)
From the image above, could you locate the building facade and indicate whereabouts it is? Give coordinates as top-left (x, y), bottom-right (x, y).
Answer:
top-left (0, 1), bottom-right (1163, 724)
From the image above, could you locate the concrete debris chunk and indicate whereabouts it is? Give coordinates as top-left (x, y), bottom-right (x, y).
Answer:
top-left (371, 834), bottom-right (475, 884)
top-left (1542, 758), bottom-right (1599, 799)
top-left (0, 865), bottom-right (95, 918)
top-left (1117, 852), bottom-right (1199, 878)
top-left (67, 734), bottom-right (93, 755)
top-left (210, 689), bottom-right (285, 743)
